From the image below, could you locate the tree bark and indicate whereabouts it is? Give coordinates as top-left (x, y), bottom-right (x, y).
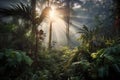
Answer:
top-left (48, 21), bottom-right (52, 49)
top-left (31, 0), bottom-right (39, 63)
top-left (66, 0), bottom-right (70, 46)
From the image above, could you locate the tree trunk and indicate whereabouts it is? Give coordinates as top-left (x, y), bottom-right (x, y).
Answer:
top-left (66, 0), bottom-right (70, 46)
top-left (31, 0), bottom-right (39, 63)
top-left (48, 21), bottom-right (52, 49)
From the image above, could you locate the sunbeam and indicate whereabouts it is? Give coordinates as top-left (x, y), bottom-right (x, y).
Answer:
top-left (37, 6), bottom-right (68, 48)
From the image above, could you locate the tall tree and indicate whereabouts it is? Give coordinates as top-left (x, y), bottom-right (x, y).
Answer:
top-left (66, 0), bottom-right (70, 45)
top-left (0, 0), bottom-right (51, 64)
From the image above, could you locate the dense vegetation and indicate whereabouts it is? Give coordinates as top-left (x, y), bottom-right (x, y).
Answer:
top-left (0, 0), bottom-right (120, 80)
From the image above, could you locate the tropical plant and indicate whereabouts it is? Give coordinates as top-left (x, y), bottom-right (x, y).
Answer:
top-left (90, 44), bottom-right (120, 80)
top-left (78, 25), bottom-right (102, 52)
top-left (0, 49), bottom-right (33, 80)
top-left (60, 44), bottom-right (120, 80)
top-left (0, 1), bottom-right (52, 63)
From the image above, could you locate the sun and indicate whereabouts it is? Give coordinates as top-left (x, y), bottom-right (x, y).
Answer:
top-left (49, 6), bottom-right (58, 21)
top-left (49, 7), bottom-right (55, 19)
top-left (37, 5), bottom-right (69, 48)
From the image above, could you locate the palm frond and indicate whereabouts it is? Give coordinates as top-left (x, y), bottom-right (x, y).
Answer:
top-left (78, 25), bottom-right (89, 34)
top-left (0, 2), bottom-right (32, 21)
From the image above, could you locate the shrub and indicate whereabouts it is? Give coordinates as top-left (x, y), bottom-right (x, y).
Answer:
top-left (0, 49), bottom-right (33, 80)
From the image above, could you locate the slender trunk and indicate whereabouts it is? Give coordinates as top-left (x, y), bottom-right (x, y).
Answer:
top-left (48, 21), bottom-right (52, 49)
top-left (31, 0), bottom-right (39, 63)
top-left (48, 0), bottom-right (52, 49)
top-left (113, 0), bottom-right (120, 16)
top-left (31, 0), bottom-right (36, 22)
top-left (66, 0), bottom-right (70, 45)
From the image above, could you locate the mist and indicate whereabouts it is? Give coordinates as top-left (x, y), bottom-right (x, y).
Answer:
top-left (0, 0), bottom-right (114, 48)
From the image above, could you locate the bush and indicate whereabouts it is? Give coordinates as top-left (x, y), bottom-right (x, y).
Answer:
top-left (0, 49), bottom-right (33, 80)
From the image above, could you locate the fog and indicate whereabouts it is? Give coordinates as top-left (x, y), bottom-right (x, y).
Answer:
top-left (0, 0), bottom-right (114, 48)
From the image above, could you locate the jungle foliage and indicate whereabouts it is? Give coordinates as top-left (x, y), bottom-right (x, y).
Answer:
top-left (0, 0), bottom-right (120, 80)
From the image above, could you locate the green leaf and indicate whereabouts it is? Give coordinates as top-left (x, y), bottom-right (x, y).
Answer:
top-left (15, 51), bottom-right (22, 62)
top-left (23, 55), bottom-right (33, 66)
top-left (113, 64), bottom-right (120, 73)
top-left (98, 67), bottom-right (108, 78)
top-left (104, 54), bottom-right (114, 62)
top-left (0, 52), bottom-right (4, 59)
